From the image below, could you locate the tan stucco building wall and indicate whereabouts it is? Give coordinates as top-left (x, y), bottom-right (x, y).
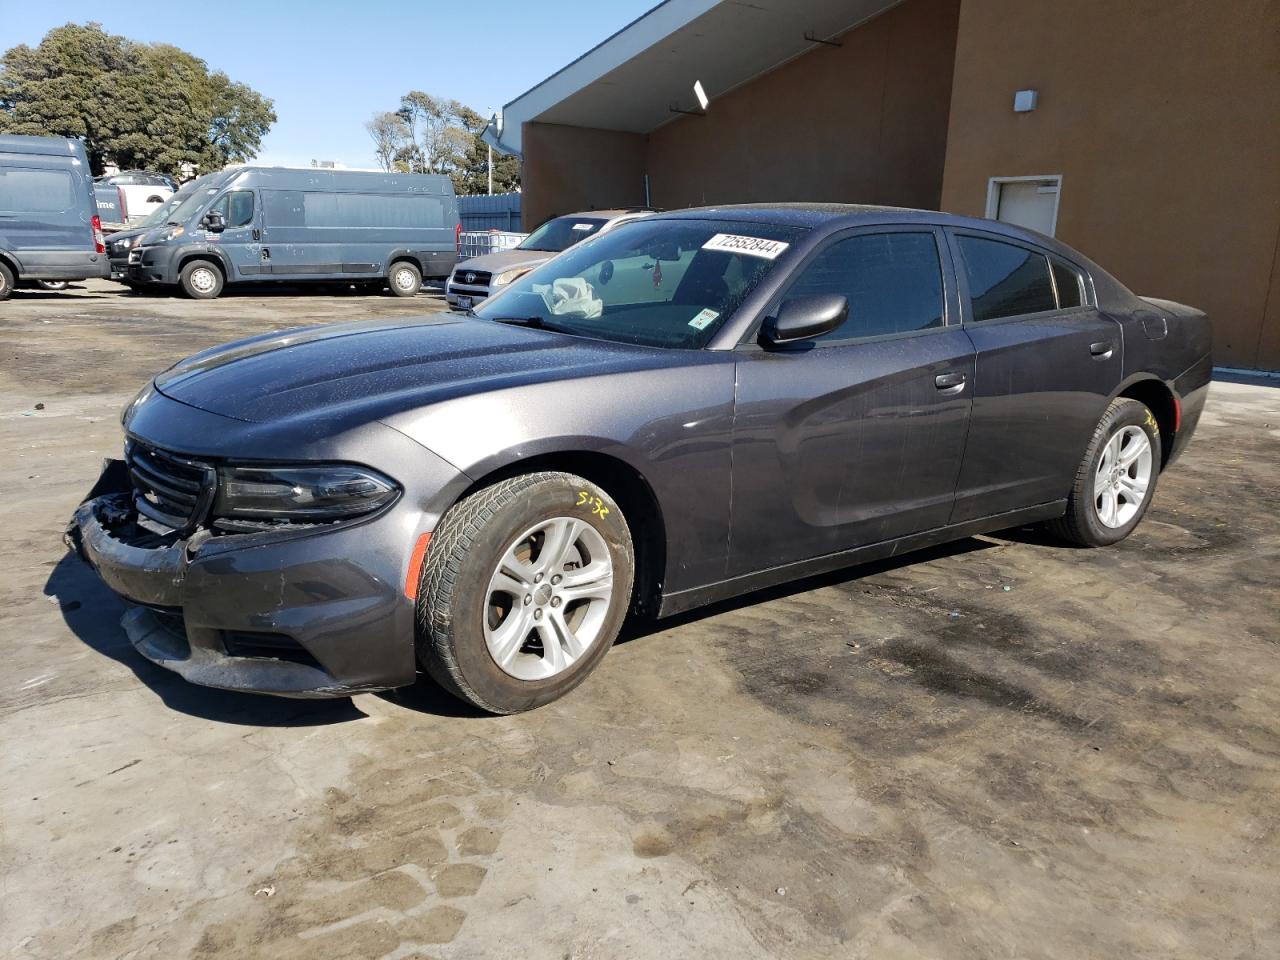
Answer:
top-left (644, 0), bottom-right (960, 211)
top-left (940, 0), bottom-right (1280, 370)
top-left (518, 0), bottom-right (1280, 369)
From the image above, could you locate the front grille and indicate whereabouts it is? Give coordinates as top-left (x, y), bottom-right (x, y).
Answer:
top-left (125, 439), bottom-right (214, 531)
top-left (452, 269), bottom-right (491, 287)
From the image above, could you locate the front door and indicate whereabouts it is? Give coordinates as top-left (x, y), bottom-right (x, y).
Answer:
top-left (205, 189), bottom-right (259, 280)
top-left (946, 229), bottom-right (1123, 522)
top-left (729, 228), bottom-right (974, 576)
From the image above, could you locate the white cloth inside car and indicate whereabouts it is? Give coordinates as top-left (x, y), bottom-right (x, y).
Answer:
top-left (532, 277), bottom-right (602, 319)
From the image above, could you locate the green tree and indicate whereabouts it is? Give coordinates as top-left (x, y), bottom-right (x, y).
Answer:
top-left (366, 96), bottom-right (519, 194)
top-left (0, 22), bottom-right (275, 176)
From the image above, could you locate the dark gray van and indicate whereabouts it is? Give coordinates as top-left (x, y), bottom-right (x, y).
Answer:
top-left (0, 134), bottom-right (109, 300)
top-left (127, 166), bottom-right (460, 298)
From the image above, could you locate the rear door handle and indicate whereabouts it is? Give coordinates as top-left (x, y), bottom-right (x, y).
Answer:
top-left (1090, 340), bottom-right (1114, 359)
top-left (252, 228), bottom-right (261, 241)
top-left (934, 372), bottom-right (967, 393)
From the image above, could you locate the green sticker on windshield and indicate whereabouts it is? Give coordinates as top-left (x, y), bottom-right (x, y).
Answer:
top-left (688, 308), bottom-right (719, 330)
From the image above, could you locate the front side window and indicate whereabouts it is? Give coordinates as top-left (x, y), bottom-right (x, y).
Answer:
top-left (958, 235), bottom-right (1057, 321)
top-left (518, 216), bottom-right (607, 253)
top-left (209, 190), bottom-right (255, 228)
top-left (474, 218), bottom-right (805, 349)
top-left (781, 232), bottom-right (945, 342)
top-left (0, 168), bottom-right (73, 214)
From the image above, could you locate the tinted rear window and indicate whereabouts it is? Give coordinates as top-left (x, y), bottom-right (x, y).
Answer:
top-left (1052, 260), bottom-right (1084, 308)
top-left (782, 232), bottom-right (945, 342)
top-left (0, 168), bottom-right (74, 214)
top-left (958, 235), bottom-right (1056, 321)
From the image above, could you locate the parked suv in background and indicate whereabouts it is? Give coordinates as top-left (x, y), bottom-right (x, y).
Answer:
top-left (446, 209), bottom-right (652, 309)
top-left (0, 134), bottom-right (108, 300)
top-left (95, 171), bottom-right (175, 223)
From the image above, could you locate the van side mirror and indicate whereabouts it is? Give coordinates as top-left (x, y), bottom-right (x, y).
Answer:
top-left (203, 211), bottom-right (226, 233)
top-left (760, 294), bottom-right (848, 345)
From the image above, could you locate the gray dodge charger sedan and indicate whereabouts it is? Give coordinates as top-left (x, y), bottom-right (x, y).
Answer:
top-left (68, 204), bottom-right (1212, 713)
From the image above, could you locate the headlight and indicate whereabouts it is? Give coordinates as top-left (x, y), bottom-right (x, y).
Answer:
top-left (212, 464), bottom-right (399, 521)
top-left (492, 268), bottom-right (529, 287)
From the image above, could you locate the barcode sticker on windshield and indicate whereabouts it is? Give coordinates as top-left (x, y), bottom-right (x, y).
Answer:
top-left (572, 223), bottom-right (594, 231)
top-left (688, 308), bottom-right (719, 330)
top-left (702, 233), bottom-right (790, 259)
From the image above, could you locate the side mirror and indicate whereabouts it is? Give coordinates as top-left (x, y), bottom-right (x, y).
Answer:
top-left (203, 211), bottom-right (226, 233)
top-left (760, 294), bottom-right (848, 345)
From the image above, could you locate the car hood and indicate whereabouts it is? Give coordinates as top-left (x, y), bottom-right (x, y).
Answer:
top-left (152, 314), bottom-right (681, 427)
top-left (454, 249), bottom-right (552, 276)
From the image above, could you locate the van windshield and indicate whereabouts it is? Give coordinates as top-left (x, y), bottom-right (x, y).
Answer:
top-left (138, 191), bottom-right (194, 228)
top-left (474, 218), bottom-right (804, 349)
top-left (164, 187), bottom-right (219, 225)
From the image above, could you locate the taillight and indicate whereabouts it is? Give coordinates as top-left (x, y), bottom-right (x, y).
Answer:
top-left (91, 215), bottom-right (105, 254)
top-left (455, 222), bottom-right (462, 253)
top-left (117, 186), bottom-right (128, 222)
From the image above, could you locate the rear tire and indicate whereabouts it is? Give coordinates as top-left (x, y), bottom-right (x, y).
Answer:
top-left (1048, 397), bottom-right (1160, 546)
top-left (0, 262), bottom-right (13, 301)
top-left (388, 261), bottom-right (421, 297)
top-left (37, 280), bottom-right (69, 291)
top-left (179, 260), bottom-right (223, 300)
top-left (416, 472), bottom-right (635, 714)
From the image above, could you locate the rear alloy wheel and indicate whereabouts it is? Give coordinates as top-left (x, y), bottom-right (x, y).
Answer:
top-left (179, 260), bottom-right (224, 300)
top-left (1049, 397), bottom-right (1160, 546)
top-left (37, 280), bottom-right (69, 291)
top-left (416, 472), bottom-right (634, 713)
top-left (388, 261), bottom-right (422, 297)
top-left (0, 261), bottom-right (13, 301)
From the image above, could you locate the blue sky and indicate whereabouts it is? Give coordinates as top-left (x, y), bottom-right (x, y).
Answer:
top-left (2, 0), bottom-right (655, 168)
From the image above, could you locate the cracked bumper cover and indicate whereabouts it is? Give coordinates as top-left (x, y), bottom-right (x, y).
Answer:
top-left (69, 481), bottom-right (422, 698)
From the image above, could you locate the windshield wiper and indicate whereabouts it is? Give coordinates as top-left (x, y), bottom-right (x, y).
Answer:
top-left (488, 315), bottom-right (548, 328)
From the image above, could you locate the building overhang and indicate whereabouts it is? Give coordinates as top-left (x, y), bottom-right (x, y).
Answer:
top-left (483, 0), bottom-right (903, 158)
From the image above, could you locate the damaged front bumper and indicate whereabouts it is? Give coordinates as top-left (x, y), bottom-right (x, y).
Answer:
top-left (67, 465), bottom-right (421, 698)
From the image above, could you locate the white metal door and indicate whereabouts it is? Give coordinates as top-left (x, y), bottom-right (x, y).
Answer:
top-left (986, 176), bottom-right (1061, 236)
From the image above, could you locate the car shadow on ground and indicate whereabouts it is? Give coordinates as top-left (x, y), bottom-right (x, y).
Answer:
top-left (44, 552), bottom-right (366, 727)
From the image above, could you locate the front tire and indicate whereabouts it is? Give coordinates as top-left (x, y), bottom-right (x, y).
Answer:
top-left (388, 261), bottom-right (422, 297)
top-left (1049, 397), bottom-right (1160, 546)
top-left (416, 472), bottom-right (635, 714)
top-left (179, 260), bottom-right (224, 300)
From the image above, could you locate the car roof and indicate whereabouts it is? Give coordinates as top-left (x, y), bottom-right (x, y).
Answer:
top-left (648, 202), bottom-right (1087, 260)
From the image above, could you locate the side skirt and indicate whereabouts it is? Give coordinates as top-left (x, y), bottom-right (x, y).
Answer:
top-left (657, 500), bottom-right (1067, 618)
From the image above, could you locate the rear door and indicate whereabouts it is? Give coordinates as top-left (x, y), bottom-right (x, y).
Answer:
top-left (729, 226), bottom-right (974, 575)
top-left (946, 230), bottom-right (1121, 521)
top-left (0, 160), bottom-right (83, 254)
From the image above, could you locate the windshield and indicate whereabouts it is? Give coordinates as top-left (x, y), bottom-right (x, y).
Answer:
top-left (517, 216), bottom-right (608, 253)
top-left (163, 185), bottom-right (220, 225)
top-left (138, 190), bottom-right (194, 228)
top-left (473, 218), bottom-right (805, 349)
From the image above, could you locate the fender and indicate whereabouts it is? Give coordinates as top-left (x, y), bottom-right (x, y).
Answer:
top-left (172, 242), bottom-right (235, 280)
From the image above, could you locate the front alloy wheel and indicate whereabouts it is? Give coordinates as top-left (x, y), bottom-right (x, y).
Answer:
top-left (416, 472), bottom-right (634, 714)
top-left (484, 516), bottom-right (615, 681)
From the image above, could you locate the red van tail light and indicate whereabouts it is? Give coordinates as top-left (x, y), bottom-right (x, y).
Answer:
top-left (455, 222), bottom-right (462, 253)
top-left (91, 215), bottom-right (105, 253)
top-left (117, 186), bottom-right (128, 222)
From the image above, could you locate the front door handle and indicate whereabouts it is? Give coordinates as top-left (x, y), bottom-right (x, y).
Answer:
top-left (1090, 340), bottom-right (1114, 359)
top-left (934, 372), bottom-right (967, 393)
